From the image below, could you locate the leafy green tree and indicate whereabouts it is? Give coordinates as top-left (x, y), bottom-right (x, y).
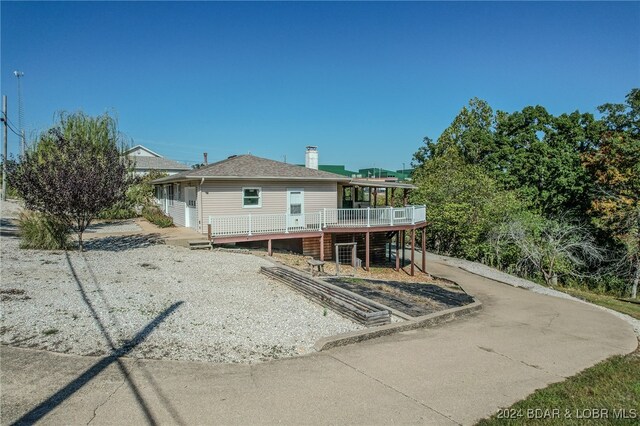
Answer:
top-left (584, 89), bottom-right (640, 297)
top-left (492, 107), bottom-right (598, 216)
top-left (410, 148), bottom-right (525, 259)
top-left (412, 98), bottom-right (495, 167)
top-left (8, 112), bottom-right (131, 250)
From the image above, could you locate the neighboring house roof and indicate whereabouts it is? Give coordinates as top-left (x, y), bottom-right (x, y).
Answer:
top-left (131, 155), bottom-right (190, 171)
top-left (153, 154), bottom-right (351, 183)
top-left (123, 145), bottom-right (162, 157)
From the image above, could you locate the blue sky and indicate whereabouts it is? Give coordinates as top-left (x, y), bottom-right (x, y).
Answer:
top-left (1, 1), bottom-right (638, 170)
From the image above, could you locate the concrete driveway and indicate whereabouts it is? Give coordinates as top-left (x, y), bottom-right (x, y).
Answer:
top-left (1, 253), bottom-right (636, 425)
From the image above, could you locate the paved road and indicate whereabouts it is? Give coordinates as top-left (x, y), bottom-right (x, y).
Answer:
top-left (1, 253), bottom-right (636, 425)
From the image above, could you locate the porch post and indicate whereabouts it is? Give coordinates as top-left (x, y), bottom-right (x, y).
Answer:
top-left (365, 231), bottom-right (370, 272)
top-left (320, 234), bottom-right (324, 261)
top-left (403, 188), bottom-right (408, 207)
top-left (373, 188), bottom-right (377, 208)
top-left (385, 188), bottom-right (389, 206)
top-left (402, 231), bottom-right (406, 268)
top-left (207, 224), bottom-right (212, 241)
top-left (391, 187), bottom-right (395, 206)
top-left (395, 231), bottom-right (400, 271)
top-left (268, 239), bottom-right (272, 256)
top-left (411, 228), bottom-right (415, 276)
top-left (422, 227), bottom-right (426, 273)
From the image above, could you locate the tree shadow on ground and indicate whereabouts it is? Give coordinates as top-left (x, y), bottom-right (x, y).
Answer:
top-left (10, 252), bottom-right (184, 426)
top-left (84, 234), bottom-right (164, 252)
top-left (0, 218), bottom-right (20, 237)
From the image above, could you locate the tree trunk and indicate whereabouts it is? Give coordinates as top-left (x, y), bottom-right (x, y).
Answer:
top-left (77, 231), bottom-right (84, 251)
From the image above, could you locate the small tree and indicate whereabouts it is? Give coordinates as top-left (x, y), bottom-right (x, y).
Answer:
top-left (8, 112), bottom-right (131, 250)
top-left (495, 217), bottom-right (604, 286)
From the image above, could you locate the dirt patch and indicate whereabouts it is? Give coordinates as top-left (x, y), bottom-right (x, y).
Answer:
top-left (325, 277), bottom-right (474, 317)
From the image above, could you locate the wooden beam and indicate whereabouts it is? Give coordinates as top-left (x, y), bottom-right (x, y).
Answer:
top-left (365, 231), bottom-right (370, 272)
top-left (395, 232), bottom-right (400, 271)
top-left (411, 228), bottom-right (415, 276)
top-left (319, 234), bottom-right (324, 261)
top-left (402, 231), bottom-right (406, 269)
top-left (422, 227), bottom-right (426, 273)
top-left (268, 239), bottom-right (272, 256)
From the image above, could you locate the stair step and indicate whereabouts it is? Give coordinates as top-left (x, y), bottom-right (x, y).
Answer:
top-left (188, 240), bottom-right (211, 250)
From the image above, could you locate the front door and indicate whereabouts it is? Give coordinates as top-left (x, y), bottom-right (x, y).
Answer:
top-left (184, 187), bottom-right (197, 230)
top-left (287, 189), bottom-right (305, 229)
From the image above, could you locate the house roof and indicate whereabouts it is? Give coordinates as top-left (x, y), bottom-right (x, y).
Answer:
top-left (130, 155), bottom-right (190, 171)
top-left (349, 179), bottom-right (417, 190)
top-left (152, 154), bottom-right (352, 183)
top-left (123, 145), bottom-right (162, 157)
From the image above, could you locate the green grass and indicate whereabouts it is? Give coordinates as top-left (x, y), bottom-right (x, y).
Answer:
top-left (477, 352), bottom-right (640, 425)
top-left (559, 287), bottom-right (640, 320)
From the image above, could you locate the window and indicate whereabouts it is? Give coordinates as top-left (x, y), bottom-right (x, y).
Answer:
top-left (167, 185), bottom-right (174, 206)
top-left (243, 187), bottom-right (262, 208)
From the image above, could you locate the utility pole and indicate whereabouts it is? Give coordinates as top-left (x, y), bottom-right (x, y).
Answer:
top-left (14, 71), bottom-right (25, 155)
top-left (2, 95), bottom-right (7, 201)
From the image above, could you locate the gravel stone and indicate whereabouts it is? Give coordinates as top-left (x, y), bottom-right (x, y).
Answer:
top-left (0, 201), bottom-right (362, 363)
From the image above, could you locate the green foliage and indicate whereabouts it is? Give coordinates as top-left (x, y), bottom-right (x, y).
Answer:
top-left (7, 111), bottom-right (131, 250)
top-left (584, 88), bottom-right (640, 297)
top-left (413, 89), bottom-right (639, 297)
top-left (142, 205), bottom-right (173, 228)
top-left (97, 171), bottom-right (167, 220)
top-left (18, 210), bottom-right (74, 250)
top-left (410, 149), bottom-right (526, 260)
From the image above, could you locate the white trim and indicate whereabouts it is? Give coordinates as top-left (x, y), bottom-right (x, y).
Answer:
top-left (242, 187), bottom-right (262, 208)
top-left (123, 145), bottom-right (162, 157)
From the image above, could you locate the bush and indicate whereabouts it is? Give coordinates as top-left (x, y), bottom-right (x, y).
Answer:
top-left (142, 206), bottom-right (173, 228)
top-left (97, 201), bottom-right (138, 220)
top-left (18, 211), bottom-right (74, 250)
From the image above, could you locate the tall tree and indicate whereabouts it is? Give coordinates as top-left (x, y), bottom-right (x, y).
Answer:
top-left (492, 106), bottom-right (598, 216)
top-left (410, 148), bottom-right (525, 260)
top-left (8, 112), bottom-right (131, 250)
top-left (584, 89), bottom-right (640, 297)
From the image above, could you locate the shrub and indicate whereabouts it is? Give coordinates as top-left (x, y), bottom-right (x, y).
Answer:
top-left (97, 201), bottom-right (138, 220)
top-left (142, 206), bottom-right (173, 228)
top-left (18, 211), bottom-right (74, 250)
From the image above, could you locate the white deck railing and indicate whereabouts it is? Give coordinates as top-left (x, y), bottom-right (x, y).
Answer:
top-left (209, 205), bottom-right (426, 238)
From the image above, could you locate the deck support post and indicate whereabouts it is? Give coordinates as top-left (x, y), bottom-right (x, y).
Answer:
top-left (268, 239), bottom-right (272, 256)
top-left (319, 234), bottom-right (324, 261)
top-left (411, 228), bottom-right (415, 276)
top-left (402, 231), bottom-right (406, 269)
top-left (207, 224), bottom-right (212, 241)
top-left (422, 227), bottom-right (426, 273)
top-left (365, 231), bottom-right (370, 272)
top-left (395, 231), bottom-right (400, 271)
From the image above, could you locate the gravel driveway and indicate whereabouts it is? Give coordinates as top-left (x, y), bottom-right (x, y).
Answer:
top-left (0, 200), bottom-right (362, 363)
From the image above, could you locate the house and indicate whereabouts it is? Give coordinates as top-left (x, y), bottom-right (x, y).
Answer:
top-left (124, 145), bottom-right (191, 176)
top-left (153, 146), bottom-right (427, 274)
